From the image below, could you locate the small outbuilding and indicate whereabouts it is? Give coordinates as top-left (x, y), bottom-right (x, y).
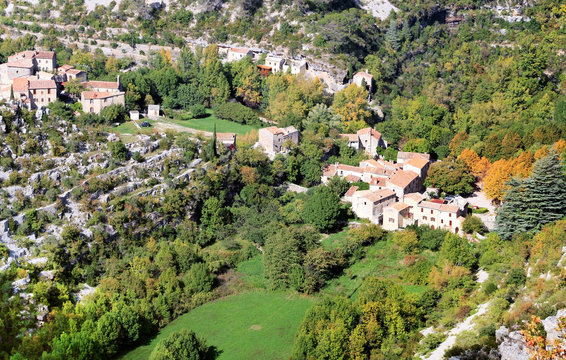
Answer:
top-left (148, 104), bottom-right (160, 119)
top-left (130, 110), bottom-right (140, 121)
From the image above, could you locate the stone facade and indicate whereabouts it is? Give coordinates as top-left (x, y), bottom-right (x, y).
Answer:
top-left (258, 126), bottom-right (299, 155)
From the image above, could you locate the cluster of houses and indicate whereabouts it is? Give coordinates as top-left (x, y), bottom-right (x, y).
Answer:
top-left (0, 50), bottom-right (127, 115)
top-left (327, 151), bottom-right (468, 234)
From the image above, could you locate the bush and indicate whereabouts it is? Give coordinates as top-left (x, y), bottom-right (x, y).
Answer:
top-left (506, 267), bottom-right (526, 287)
top-left (472, 207), bottom-right (489, 214)
top-left (213, 102), bottom-right (259, 125)
top-left (149, 329), bottom-right (209, 360)
top-left (189, 104), bottom-right (207, 118)
top-left (462, 216), bottom-right (487, 235)
top-left (404, 258), bottom-right (433, 285)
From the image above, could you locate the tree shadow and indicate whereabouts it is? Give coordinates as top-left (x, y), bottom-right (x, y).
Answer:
top-left (205, 345), bottom-right (223, 360)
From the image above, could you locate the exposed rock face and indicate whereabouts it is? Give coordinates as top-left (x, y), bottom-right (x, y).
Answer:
top-left (496, 308), bottom-right (566, 360)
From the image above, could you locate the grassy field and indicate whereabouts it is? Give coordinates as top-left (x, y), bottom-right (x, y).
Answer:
top-left (121, 291), bottom-right (315, 360)
top-left (107, 120), bottom-right (155, 135)
top-left (236, 255), bottom-right (270, 289)
top-left (323, 239), bottom-right (429, 298)
top-left (167, 111), bottom-right (261, 135)
top-left (321, 229), bottom-right (350, 250)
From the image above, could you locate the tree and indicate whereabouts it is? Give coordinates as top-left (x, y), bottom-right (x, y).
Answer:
top-left (64, 79), bottom-right (86, 98)
top-left (333, 84), bottom-right (372, 132)
top-left (462, 216), bottom-right (487, 235)
top-left (496, 151), bottom-right (566, 239)
top-left (439, 233), bottom-right (476, 269)
top-left (393, 230), bottom-right (420, 254)
top-left (149, 329), bottom-right (209, 360)
top-left (302, 186), bottom-right (341, 232)
top-left (302, 104), bottom-right (342, 132)
top-left (555, 97), bottom-right (566, 124)
top-left (425, 160), bottom-right (475, 196)
top-left (183, 263), bottom-right (214, 294)
top-left (108, 141), bottom-right (128, 162)
top-left (386, 21), bottom-right (400, 51)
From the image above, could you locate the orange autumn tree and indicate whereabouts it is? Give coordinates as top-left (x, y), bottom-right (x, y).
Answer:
top-left (457, 148), bottom-right (492, 182)
top-left (483, 152), bottom-right (534, 203)
top-left (521, 315), bottom-right (566, 360)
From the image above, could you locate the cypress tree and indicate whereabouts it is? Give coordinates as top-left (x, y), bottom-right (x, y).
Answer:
top-left (10, 85), bottom-right (14, 100)
top-left (211, 123), bottom-right (217, 159)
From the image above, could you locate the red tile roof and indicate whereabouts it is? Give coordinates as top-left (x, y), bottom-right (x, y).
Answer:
top-left (12, 78), bottom-right (28, 92)
top-left (344, 186), bottom-right (359, 197)
top-left (59, 64), bottom-right (74, 71)
top-left (354, 71), bottom-right (373, 80)
top-left (406, 157), bottom-right (430, 169)
top-left (35, 51), bottom-right (55, 59)
top-left (387, 170), bottom-right (419, 189)
top-left (389, 202), bottom-right (410, 211)
top-left (6, 59), bottom-right (35, 68)
top-left (82, 91), bottom-right (122, 100)
top-left (29, 80), bottom-right (57, 89)
top-left (362, 189), bottom-right (396, 202)
top-left (345, 174), bottom-right (361, 182)
top-left (340, 133), bottom-right (359, 142)
top-left (356, 127), bottom-right (382, 141)
top-left (419, 201), bottom-right (460, 213)
top-left (83, 81), bottom-right (120, 90)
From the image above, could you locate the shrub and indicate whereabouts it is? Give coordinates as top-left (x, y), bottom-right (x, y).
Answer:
top-left (189, 104), bottom-right (207, 118)
top-left (404, 258), bottom-right (433, 285)
top-left (213, 102), bottom-right (259, 125)
top-left (462, 216), bottom-right (487, 235)
top-left (506, 267), bottom-right (527, 287)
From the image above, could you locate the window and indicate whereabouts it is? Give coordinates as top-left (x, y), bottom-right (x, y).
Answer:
top-left (449, 213), bottom-right (452, 217)
top-left (90, 107), bottom-right (94, 113)
top-left (423, 216), bottom-right (427, 220)
top-left (47, 89), bottom-right (50, 94)
top-left (449, 221), bottom-right (452, 226)
top-left (431, 217), bottom-right (435, 222)
top-left (441, 219), bottom-right (444, 224)
top-left (389, 218), bottom-right (395, 223)
top-left (421, 208), bottom-right (423, 213)
top-left (430, 209), bottom-right (433, 214)
top-left (33, 89), bottom-right (36, 95)
top-left (90, 99), bottom-right (94, 104)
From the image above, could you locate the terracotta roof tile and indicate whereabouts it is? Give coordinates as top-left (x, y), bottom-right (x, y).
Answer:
top-left (12, 78), bottom-right (28, 92)
top-left (29, 80), bottom-right (57, 89)
top-left (387, 170), bottom-right (419, 189)
top-left (406, 157), bottom-right (430, 169)
top-left (83, 80), bottom-right (120, 90)
top-left (345, 174), bottom-right (361, 182)
top-left (82, 91), bottom-right (124, 100)
top-left (344, 186), bottom-right (359, 197)
top-left (362, 189), bottom-right (396, 202)
top-left (6, 59), bottom-right (35, 68)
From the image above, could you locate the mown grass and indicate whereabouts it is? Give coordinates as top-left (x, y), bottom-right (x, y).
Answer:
top-left (237, 255), bottom-right (270, 289)
top-left (169, 110), bottom-right (261, 135)
top-left (320, 229), bottom-right (350, 250)
top-left (121, 291), bottom-right (315, 360)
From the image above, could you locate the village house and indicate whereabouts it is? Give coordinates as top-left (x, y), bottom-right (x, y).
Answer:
top-left (227, 48), bottom-right (254, 62)
top-left (130, 110), bottom-right (140, 121)
top-left (353, 70), bottom-right (373, 92)
top-left (147, 104), bottom-right (160, 119)
top-left (386, 170), bottom-right (421, 202)
top-left (347, 188), bottom-right (397, 224)
top-left (383, 194), bottom-right (467, 234)
top-left (258, 126), bottom-right (300, 155)
top-left (396, 151), bottom-right (431, 164)
top-left (81, 91), bottom-right (125, 114)
top-left (11, 78), bottom-right (58, 109)
top-left (265, 56), bottom-right (285, 73)
top-left (8, 50), bottom-right (57, 72)
top-left (58, 65), bottom-right (87, 82)
top-left (340, 127), bottom-right (387, 157)
top-left (282, 59), bottom-right (308, 75)
top-left (0, 59), bottom-right (35, 84)
top-left (82, 76), bottom-right (121, 93)
top-left (217, 133), bottom-right (237, 150)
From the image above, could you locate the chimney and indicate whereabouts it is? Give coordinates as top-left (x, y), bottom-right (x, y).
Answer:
top-left (117, 75), bottom-right (121, 86)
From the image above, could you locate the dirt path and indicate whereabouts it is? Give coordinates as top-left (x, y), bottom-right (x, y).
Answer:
top-left (152, 121), bottom-right (212, 137)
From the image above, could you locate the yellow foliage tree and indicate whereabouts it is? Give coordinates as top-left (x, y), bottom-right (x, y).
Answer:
top-left (483, 152), bottom-right (534, 202)
top-left (333, 84), bottom-right (372, 133)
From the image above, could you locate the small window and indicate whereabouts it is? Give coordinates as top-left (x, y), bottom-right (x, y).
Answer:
top-left (431, 217), bottom-right (435, 222)
top-left (441, 219), bottom-right (444, 224)
top-left (449, 213), bottom-right (452, 218)
top-left (430, 209), bottom-right (433, 214)
top-left (90, 107), bottom-right (94, 113)
top-left (389, 218), bottom-right (394, 223)
top-left (421, 208), bottom-right (423, 213)
top-left (423, 216), bottom-right (427, 220)
top-left (47, 89), bottom-right (50, 94)
top-left (449, 221), bottom-right (452, 226)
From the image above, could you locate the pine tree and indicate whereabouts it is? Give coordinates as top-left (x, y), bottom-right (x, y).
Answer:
top-left (496, 151), bottom-right (566, 239)
top-left (495, 177), bottom-right (529, 240)
top-left (523, 150), bottom-right (566, 229)
top-left (386, 21), bottom-right (401, 51)
top-left (10, 85), bottom-right (14, 100)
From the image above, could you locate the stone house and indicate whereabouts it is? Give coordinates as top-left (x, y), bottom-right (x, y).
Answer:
top-left (12, 78), bottom-right (58, 109)
top-left (348, 189), bottom-right (396, 224)
top-left (353, 70), bottom-right (373, 92)
top-left (340, 127), bottom-right (387, 157)
top-left (385, 170), bottom-right (421, 202)
top-left (282, 59), bottom-right (308, 74)
top-left (58, 65), bottom-right (87, 82)
top-left (83, 77), bottom-right (121, 93)
top-left (81, 91), bottom-right (125, 114)
top-left (258, 126), bottom-right (299, 155)
top-left (396, 151), bottom-right (430, 164)
top-left (227, 48), bottom-right (254, 62)
top-left (383, 194), bottom-right (467, 234)
top-left (265, 56), bottom-right (285, 73)
top-left (8, 50), bottom-right (57, 72)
